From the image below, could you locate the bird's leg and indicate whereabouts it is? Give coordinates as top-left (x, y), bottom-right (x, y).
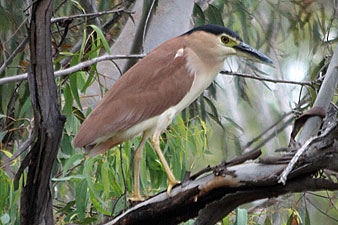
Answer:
top-left (130, 134), bottom-right (148, 201)
top-left (151, 133), bottom-right (180, 196)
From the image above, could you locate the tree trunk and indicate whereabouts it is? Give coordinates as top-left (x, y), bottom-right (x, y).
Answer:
top-left (20, 0), bottom-right (65, 224)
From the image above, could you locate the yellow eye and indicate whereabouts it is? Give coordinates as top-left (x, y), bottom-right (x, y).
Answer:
top-left (221, 36), bottom-right (230, 44)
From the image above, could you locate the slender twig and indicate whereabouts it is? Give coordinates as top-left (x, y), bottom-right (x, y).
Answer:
top-left (4, 18), bottom-right (28, 46)
top-left (306, 197), bottom-right (338, 223)
top-left (51, 9), bottom-right (134, 23)
top-left (10, 127), bottom-right (36, 161)
top-left (119, 144), bottom-right (127, 210)
top-left (0, 54), bottom-right (145, 85)
top-left (0, 37), bottom-right (29, 75)
top-left (220, 70), bottom-right (315, 87)
top-left (278, 123), bottom-right (337, 185)
top-left (247, 116), bottom-right (294, 153)
top-left (141, 0), bottom-right (156, 53)
top-left (243, 111), bottom-right (294, 150)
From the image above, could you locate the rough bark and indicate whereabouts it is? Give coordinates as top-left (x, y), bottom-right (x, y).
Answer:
top-left (19, 0), bottom-right (66, 224)
top-left (105, 122), bottom-right (338, 225)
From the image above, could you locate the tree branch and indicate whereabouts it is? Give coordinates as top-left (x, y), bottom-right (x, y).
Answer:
top-left (298, 45), bottom-right (338, 143)
top-left (104, 122), bottom-right (338, 225)
top-left (0, 54), bottom-right (145, 85)
top-left (220, 70), bottom-right (316, 87)
top-left (50, 8), bottom-right (134, 23)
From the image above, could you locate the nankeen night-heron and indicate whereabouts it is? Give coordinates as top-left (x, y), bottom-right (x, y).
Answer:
top-left (74, 24), bottom-right (273, 200)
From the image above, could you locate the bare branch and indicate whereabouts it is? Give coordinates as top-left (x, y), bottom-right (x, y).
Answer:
top-left (0, 54), bottom-right (145, 85)
top-left (0, 37), bottom-right (29, 76)
top-left (103, 123), bottom-right (338, 224)
top-left (50, 8), bottom-right (134, 23)
top-left (220, 70), bottom-right (315, 87)
top-left (278, 123), bottom-right (337, 184)
top-left (298, 45), bottom-right (338, 143)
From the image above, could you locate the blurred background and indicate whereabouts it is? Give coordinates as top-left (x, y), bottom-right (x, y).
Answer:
top-left (0, 0), bottom-right (337, 224)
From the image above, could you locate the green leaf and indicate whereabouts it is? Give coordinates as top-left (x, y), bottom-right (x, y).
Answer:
top-left (79, 29), bottom-right (87, 59)
top-left (89, 188), bottom-right (111, 215)
top-left (235, 207), bottom-right (247, 225)
top-left (264, 217), bottom-right (273, 225)
top-left (62, 84), bottom-right (73, 117)
top-left (84, 158), bottom-right (109, 212)
top-left (192, 3), bottom-right (205, 27)
top-left (18, 97), bottom-right (31, 118)
top-left (101, 161), bottom-right (110, 199)
top-left (1, 213), bottom-right (10, 224)
top-left (286, 212), bottom-right (298, 225)
top-left (70, 73), bottom-right (82, 111)
top-left (304, 207), bottom-right (311, 225)
top-left (61, 134), bottom-right (74, 156)
top-left (76, 179), bottom-right (88, 221)
top-left (89, 25), bottom-right (111, 54)
top-left (62, 153), bottom-right (83, 177)
top-left (0, 131), bottom-right (8, 142)
top-left (205, 4), bottom-right (224, 26)
top-left (203, 96), bottom-right (224, 129)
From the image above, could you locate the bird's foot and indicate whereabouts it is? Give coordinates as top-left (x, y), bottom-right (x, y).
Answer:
top-left (167, 178), bottom-right (180, 196)
top-left (128, 193), bottom-right (146, 202)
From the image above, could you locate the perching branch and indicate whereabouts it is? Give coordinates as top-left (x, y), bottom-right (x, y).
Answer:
top-left (104, 121), bottom-right (338, 225)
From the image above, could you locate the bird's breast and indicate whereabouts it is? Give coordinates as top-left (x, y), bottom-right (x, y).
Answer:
top-left (170, 70), bottom-right (219, 114)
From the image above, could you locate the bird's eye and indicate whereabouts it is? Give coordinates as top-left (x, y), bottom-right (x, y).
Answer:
top-left (221, 36), bottom-right (230, 44)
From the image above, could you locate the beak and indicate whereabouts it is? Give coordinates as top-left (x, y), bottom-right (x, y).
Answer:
top-left (234, 42), bottom-right (273, 65)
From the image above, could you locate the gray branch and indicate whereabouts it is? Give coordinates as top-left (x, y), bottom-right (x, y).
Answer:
top-left (104, 122), bottom-right (338, 225)
top-left (0, 54), bottom-right (145, 85)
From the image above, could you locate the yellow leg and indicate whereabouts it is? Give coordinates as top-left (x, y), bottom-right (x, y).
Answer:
top-left (130, 134), bottom-right (148, 201)
top-left (151, 134), bottom-right (180, 196)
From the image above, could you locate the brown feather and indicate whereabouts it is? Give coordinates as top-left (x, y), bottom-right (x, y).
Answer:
top-left (73, 37), bottom-right (194, 148)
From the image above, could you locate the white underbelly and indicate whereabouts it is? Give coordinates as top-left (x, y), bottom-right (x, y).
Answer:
top-left (171, 72), bottom-right (218, 113)
top-left (97, 71), bottom-right (220, 145)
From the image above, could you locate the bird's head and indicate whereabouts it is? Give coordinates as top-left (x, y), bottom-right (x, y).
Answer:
top-left (184, 24), bottom-right (273, 65)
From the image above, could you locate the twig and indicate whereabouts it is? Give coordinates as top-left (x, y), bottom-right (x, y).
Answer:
top-left (278, 123), bottom-right (337, 185)
top-left (246, 116), bottom-right (294, 153)
top-left (0, 54), bottom-right (145, 85)
top-left (243, 111), bottom-right (293, 150)
top-left (141, 0), bottom-right (156, 53)
top-left (306, 197), bottom-right (338, 223)
top-left (50, 9), bottom-right (134, 23)
top-left (119, 144), bottom-right (127, 211)
top-left (4, 18), bottom-right (28, 46)
top-left (0, 37), bottom-right (29, 75)
top-left (220, 70), bottom-right (315, 87)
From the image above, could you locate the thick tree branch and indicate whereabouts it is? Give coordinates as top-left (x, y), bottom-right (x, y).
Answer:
top-left (104, 122), bottom-right (338, 225)
top-left (298, 45), bottom-right (338, 143)
top-left (19, 0), bottom-right (66, 224)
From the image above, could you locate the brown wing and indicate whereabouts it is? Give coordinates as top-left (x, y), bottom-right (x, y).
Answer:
top-left (73, 37), bottom-right (194, 147)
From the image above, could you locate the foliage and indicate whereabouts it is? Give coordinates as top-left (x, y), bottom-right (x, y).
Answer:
top-left (0, 0), bottom-right (338, 224)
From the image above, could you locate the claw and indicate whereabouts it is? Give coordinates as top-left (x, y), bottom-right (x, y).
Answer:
top-left (167, 178), bottom-right (180, 196)
top-left (128, 193), bottom-right (146, 202)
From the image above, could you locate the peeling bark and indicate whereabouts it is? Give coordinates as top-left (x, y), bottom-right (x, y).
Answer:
top-left (105, 122), bottom-right (338, 225)
top-left (19, 0), bottom-right (66, 224)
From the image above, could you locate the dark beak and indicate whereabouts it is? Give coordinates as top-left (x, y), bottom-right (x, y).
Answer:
top-left (234, 42), bottom-right (273, 65)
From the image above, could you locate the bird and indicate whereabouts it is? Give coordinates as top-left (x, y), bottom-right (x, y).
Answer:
top-left (73, 24), bottom-right (273, 201)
